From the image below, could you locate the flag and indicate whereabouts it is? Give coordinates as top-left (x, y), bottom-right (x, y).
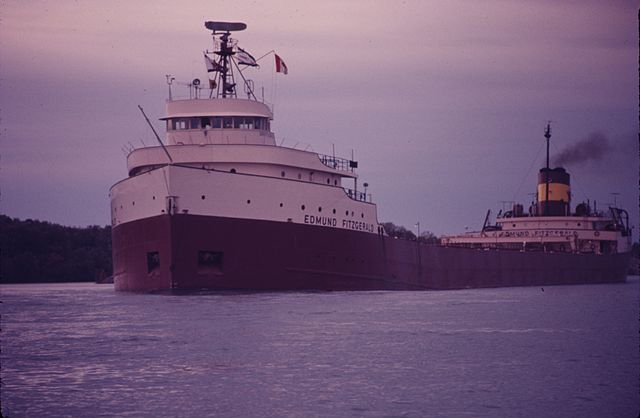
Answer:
top-left (236, 47), bottom-right (258, 67)
top-left (204, 54), bottom-right (222, 72)
top-left (275, 54), bottom-right (288, 74)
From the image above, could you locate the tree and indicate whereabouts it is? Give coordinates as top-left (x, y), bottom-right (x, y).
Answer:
top-left (0, 215), bottom-right (112, 283)
top-left (381, 221), bottom-right (440, 244)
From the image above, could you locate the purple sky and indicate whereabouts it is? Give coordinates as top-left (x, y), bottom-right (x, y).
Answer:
top-left (1, 1), bottom-right (637, 238)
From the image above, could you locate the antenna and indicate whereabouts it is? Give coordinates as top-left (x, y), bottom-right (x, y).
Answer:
top-left (165, 74), bottom-right (175, 100)
top-left (544, 122), bottom-right (551, 216)
top-left (137, 105), bottom-right (173, 164)
top-left (610, 192), bottom-right (620, 208)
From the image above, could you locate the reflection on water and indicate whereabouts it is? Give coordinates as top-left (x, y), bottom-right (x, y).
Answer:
top-left (2, 279), bottom-right (638, 417)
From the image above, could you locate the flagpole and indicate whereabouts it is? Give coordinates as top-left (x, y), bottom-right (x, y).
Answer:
top-left (230, 58), bottom-right (258, 100)
top-left (255, 50), bottom-right (276, 62)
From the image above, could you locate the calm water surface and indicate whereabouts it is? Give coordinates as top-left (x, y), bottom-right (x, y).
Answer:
top-left (1, 279), bottom-right (638, 417)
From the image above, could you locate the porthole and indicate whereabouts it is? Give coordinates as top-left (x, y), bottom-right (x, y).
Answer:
top-left (326, 179), bottom-right (330, 184)
top-left (297, 173), bottom-right (302, 180)
top-left (152, 196), bottom-right (156, 200)
top-left (318, 207), bottom-right (322, 212)
top-left (334, 180), bottom-right (338, 185)
top-left (201, 195), bottom-right (206, 200)
top-left (301, 205), bottom-right (306, 210)
top-left (247, 199), bottom-right (251, 204)
top-left (345, 210), bottom-right (349, 216)
top-left (361, 213), bottom-right (364, 218)
top-left (230, 168), bottom-right (237, 173)
top-left (512, 224), bottom-right (516, 227)
top-left (132, 201), bottom-right (135, 206)
top-left (577, 222), bottom-right (581, 226)
top-left (281, 171), bottom-right (285, 177)
top-left (279, 203), bottom-right (283, 207)
top-left (332, 209), bottom-right (336, 214)
top-left (351, 211), bottom-right (354, 216)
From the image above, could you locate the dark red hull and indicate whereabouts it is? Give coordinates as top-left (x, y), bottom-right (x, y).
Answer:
top-left (112, 214), bottom-right (631, 291)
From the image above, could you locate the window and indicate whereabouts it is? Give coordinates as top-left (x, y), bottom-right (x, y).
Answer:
top-left (223, 117), bottom-right (233, 128)
top-left (212, 117), bottom-right (222, 128)
top-left (201, 117), bottom-right (211, 128)
top-left (190, 118), bottom-right (201, 129)
top-left (198, 251), bottom-right (223, 271)
top-left (147, 252), bottom-right (160, 273)
top-left (173, 119), bottom-right (189, 130)
top-left (241, 118), bottom-right (254, 129)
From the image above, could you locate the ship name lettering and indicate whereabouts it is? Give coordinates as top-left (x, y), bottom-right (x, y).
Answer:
top-left (304, 214), bottom-right (337, 227)
top-left (342, 219), bottom-right (374, 233)
top-left (498, 229), bottom-right (578, 239)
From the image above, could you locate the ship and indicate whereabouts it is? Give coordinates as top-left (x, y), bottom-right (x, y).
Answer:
top-left (110, 22), bottom-right (632, 291)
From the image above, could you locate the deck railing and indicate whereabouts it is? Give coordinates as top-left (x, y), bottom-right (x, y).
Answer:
top-left (344, 188), bottom-right (371, 203)
top-left (318, 154), bottom-right (357, 172)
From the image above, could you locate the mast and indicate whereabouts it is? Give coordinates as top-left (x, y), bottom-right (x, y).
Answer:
top-left (204, 21), bottom-right (247, 99)
top-left (544, 122), bottom-right (551, 216)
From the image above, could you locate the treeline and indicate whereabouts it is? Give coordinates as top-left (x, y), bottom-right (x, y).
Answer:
top-left (1, 215), bottom-right (112, 283)
top-left (381, 222), bottom-right (439, 244)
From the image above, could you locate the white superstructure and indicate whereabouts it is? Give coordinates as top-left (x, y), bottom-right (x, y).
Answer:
top-left (110, 22), bottom-right (381, 235)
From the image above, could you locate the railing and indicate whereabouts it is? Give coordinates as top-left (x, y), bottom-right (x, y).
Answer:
top-left (344, 188), bottom-right (371, 203)
top-left (318, 154), bottom-right (357, 172)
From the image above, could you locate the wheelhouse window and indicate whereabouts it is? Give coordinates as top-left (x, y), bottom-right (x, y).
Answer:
top-left (189, 117), bottom-right (201, 129)
top-left (167, 116), bottom-right (270, 131)
top-left (170, 118), bottom-right (190, 130)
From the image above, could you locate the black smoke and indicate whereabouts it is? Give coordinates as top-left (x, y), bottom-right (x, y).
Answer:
top-left (553, 131), bottom-right (612, 166)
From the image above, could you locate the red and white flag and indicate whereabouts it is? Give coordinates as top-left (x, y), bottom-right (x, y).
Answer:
top-left (275, 54), bottom-right (288, 75)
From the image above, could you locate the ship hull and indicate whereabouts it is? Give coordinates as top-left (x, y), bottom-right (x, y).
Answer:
top-left (112, 214), bottom-right (631, 291)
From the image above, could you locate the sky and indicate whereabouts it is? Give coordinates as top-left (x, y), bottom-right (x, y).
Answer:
top-left (1, 0), bottom-right (637, 238)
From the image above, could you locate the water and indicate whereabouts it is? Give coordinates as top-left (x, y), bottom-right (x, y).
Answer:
top-left (1, 279), bottom-right (638, 417)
